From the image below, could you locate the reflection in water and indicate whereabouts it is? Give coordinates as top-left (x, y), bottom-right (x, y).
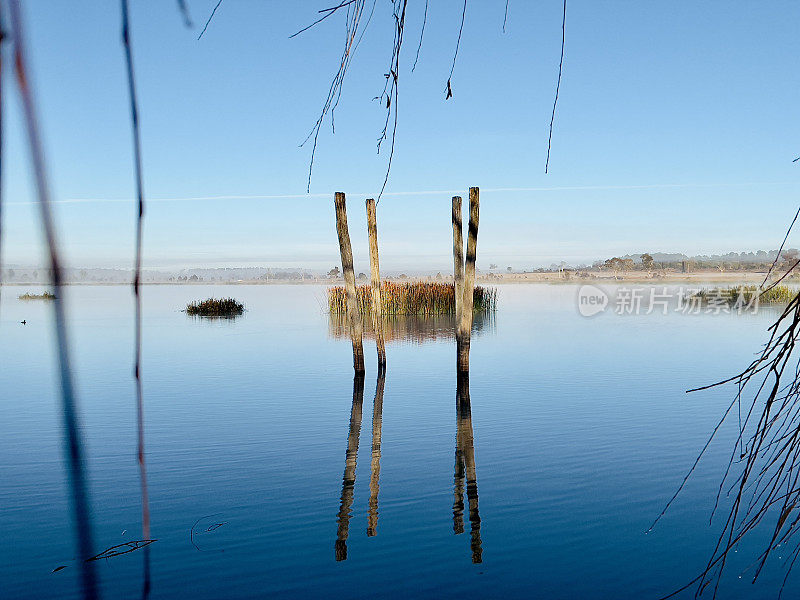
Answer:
top-left (334, 369), bottom-right (482, 564)
top-left (453, 372), bottom-right (482, 563)
top-left (186, 314), bottom-right (243, 323)
top-left (328, 311), bottom-right (495, 344)
top-left (367, 368), bottom-right (386, 536)
top-left (335, 373), bottom-right (365, 561)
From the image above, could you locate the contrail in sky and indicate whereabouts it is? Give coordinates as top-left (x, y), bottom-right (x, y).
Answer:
top-left (5, 181), bottom-right (798, 205)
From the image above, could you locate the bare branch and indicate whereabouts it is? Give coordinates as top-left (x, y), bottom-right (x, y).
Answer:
top-left (375, 0), bottom-right (407, 201)
top-left (197, 0), bottom-right (223, 40)
top-left (545, 0), bottom-right (566, 173)
top-left (0, 6), bottom-right (5, 319)
top-left (121, 0), bottom-right (151, 544)
top-left (176, 0), bottom-right (193, 28)
top-left (444, 0), bottom-right (467, 100)
top-left (411, 0), bottom-right (427, 73)
top-left (295, 1), bottom-right (370, 192)
top-left (9, 0), bottom-right (98, 596)
top-left (762, 206), bottom-right (800, 287)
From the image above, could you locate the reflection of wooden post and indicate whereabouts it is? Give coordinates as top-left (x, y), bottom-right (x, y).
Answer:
top-left (458, 187), bottom-right (480, 372)
top-left (367, 370), bottom-right (386, 536)
top-left (334, 192), bottom-right (365, 372)
top-left (455, 371), bottom-right (482, 563)
top-left (336, 373), bottom-right (365, 561)
top-left (366, 198), bottom-right (386, 368)
top-left (452, 196), bottom-right (464, 349)
top-left (453, 417), bottom-right (465, 535)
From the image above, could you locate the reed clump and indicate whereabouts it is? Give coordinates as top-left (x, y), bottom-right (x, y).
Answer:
top-left (185, 297), bottom-right (244, 317)
top-left (694, 285), bottom-right (795, 305)
top-left (328, 282), bottom-right (497, 316)
top-left (19, 291), bottom-right (56, 300)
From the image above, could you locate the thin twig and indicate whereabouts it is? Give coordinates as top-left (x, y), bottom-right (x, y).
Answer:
top-left (444, 0), bottom-right (467, 100)
top-left (0, 5), bottom-right (5, 319)
top-left (86, 540), bottom-right (156, 562)
top-left (656, 291), bottom-right (800, 598)
top-left (502, 0), bottom-right (510, 33)
top-left (197, 0), bottom-right (222, 40)
top-left (290, 0), bottom-right (358, 38)
top-left (545, 0), bottom-right (566, 173)
top-left (411, 0), bottom-right (427, 73)
top-left (190, 514), bottom-right (226, 553)
top-left (295, 0), bottom-right (367, 192)
top-left (9, 1), bottom-right (98, 597)
top-left (376, 0), bottom-right (407, 201)
top-left (762, 206), bottom-right (800, 287)
top-left (176, 0), bottom-right (192, 27)
top-left (121, 0), bottom-right (150, 542)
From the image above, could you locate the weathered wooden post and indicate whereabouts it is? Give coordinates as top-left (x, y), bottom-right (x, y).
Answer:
top-left (334, 192), bottom-right (365, 372)
top-left (335, 373), bottom-right (365, 561)
top-left (457, 187), bottom-right (480, 372)
top-left (367, 370), bottom-right (386, 536)
top-left (452, 196), bottom-right (465, 349)
top-left (365, 198), bottom-right (386, 369)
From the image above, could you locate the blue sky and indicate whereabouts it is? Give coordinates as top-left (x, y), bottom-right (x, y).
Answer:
top-left (3, 1), bottom-right (800, 272)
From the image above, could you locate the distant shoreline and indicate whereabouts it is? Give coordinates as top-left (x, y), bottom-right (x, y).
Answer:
top-left (0, 270), bottom-right (791, 286)
top-left (482, 270), bottom-right (783, 284)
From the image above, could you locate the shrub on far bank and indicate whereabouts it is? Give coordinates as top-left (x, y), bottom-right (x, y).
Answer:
top-left (19, 291), bottom-right (56, 300)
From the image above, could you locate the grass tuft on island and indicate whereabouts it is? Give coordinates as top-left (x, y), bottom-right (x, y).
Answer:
top-left (328, 281), bottom-right (497, 316)
top-left (185, 297), bottom-right (244, 317)
top-left (19, 291), bottom-right (56, 301)
top-left (695, 284), bottom-right (795, 305)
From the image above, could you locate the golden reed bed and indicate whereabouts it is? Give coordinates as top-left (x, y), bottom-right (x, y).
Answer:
top-left (327, 281), bottom-right (496, 316)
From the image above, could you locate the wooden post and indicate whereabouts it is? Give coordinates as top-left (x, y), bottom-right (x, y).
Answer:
top-left (452, 196), bottom-right (464, 353)
top-left (366, 198), bottom-right (386, 369)
top-left (367, 370), bottom-right (386, 536)
top-left (457, 187), bottom-right (480, 372)
top-left (334, 192), bottom-right (365, 372)
top-left (335, 373), bottom-right (365, 561)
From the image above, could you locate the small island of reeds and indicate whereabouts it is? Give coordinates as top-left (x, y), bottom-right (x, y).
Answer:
top-left (328, 281), bottom-right (497, 316)
top-left (695, 284), bottom-right (795, 305)
top-left (185, 297), bottom-right (244, 317)
top-left (18, 291), bottom-right (56, 301)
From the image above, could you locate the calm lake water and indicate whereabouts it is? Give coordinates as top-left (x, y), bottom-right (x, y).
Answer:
top-left (1, 283), bottom-right (796, 599)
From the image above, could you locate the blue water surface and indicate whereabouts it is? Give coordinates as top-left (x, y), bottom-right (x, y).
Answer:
top-left (1, 283), bottom-right (794, 599)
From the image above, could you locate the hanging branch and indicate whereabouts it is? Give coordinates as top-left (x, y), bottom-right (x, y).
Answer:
top-left (762, 206), bottom-right (800, 287)
top-left (292, 0), bottom-right (370, 192)
top-left (176, 0), bottom-right (193, 28)
top-left (0, 5), bottom-right (5, 319)
top-left (444, 0), bottom-right (467, 100)
top-left (197, 0), bottom-right (223, 40)
top-left (411, 0), bottom-right (427, 73)
top-left (545, 0), bottom-right (566, 173)
top-left (121, 0), bottom-right (151, 544)
top-left (375, 0), bottom-right (407, 200)
top-left (652, 214), bottom-right (800, 598)
top-left (8, 1), bottom-right (98, 597)
top-left (654, 294), bottom-right (800, 599)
